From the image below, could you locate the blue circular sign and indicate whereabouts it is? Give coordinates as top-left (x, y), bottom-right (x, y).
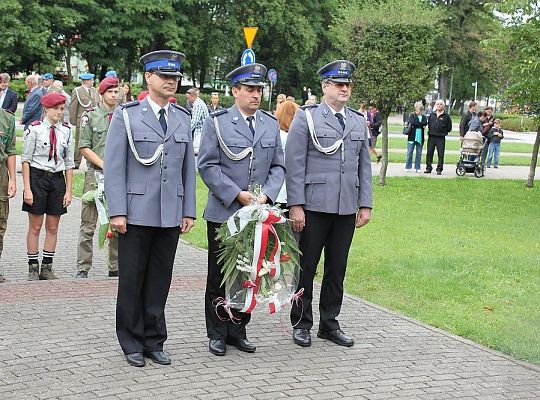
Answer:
top-left (268, 69), bottom-right (277, 83)
top-left (241, 49), bottom-right (256, 66)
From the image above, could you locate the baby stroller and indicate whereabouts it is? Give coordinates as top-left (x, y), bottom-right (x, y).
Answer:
top-left (456, 130), bottom-right (486, 178)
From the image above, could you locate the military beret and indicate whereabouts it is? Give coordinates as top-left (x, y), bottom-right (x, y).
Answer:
top-left (80, 73), bottom-right (95, 80)
top-left (226, 63), bottom-right (267, 87)
top-left (140, 50), bottom-right (185, 77)
top-left (317, 60), bottom-right (356, 83)
top-left (105, 70), bottom-right (117, 78)
top-left (41, 92), bottom-right (67, 108)
top-left (42, 73), bottom-right (53, 80)
top-left (98, 77), bottom-right (119, 95)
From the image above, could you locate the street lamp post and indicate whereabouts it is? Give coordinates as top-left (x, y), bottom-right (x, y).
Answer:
top-left (472, 81), bottom-right (478, 102)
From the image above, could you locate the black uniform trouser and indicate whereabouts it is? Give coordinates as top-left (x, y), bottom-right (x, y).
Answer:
top-left (290, 211), bottom-right (356, 332)
top-left (425, 135), bottom-right (446, 172)
top-left (205, 222), bottom-right (251, 340)
top-left (116, 224), bottom-right (179, 355)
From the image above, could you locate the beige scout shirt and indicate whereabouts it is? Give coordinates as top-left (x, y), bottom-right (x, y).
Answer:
top-left (22, 119), bottom-right (75, 172)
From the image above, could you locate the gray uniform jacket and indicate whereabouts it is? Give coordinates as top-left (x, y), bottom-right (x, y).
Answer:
top-left (198, 104), bottom-right (285, 224)
top-left (104, 98), bottom-right (197, 228)
top-left (286, 102), bottom-right (373, 214)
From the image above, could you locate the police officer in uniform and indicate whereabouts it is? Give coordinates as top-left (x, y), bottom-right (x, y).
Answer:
top-left (198, 63), bottom-right (285, 356)
top-left (104, 50), bottom-right (196, 368)
top-left (0, 108), bottom-right (17, 283)
top-left (75, 77), bottom-right (120, 279)
top-left (69, 73), bottom-right (100, 168)
top-left (286, 60), bottom-right (373, 348)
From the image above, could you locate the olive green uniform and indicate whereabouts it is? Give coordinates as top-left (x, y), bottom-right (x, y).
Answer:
top-left (76, 104), bottom-right (118, 273)
top-left (0, 109), bottom-right (16, 281)
top-left (69, 85), bottom-right (100, 168)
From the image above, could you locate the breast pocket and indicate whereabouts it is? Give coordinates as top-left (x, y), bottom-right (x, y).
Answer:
top-left (173, 132), bottom-right (188, 158)
top-left (126, 182), bottom-right (146, 221)
top-left (222, 137), bottom-right (251, 164)
top-left (260, 137), bottom-right (277, 162)
top-left (133, 131), bottom-right (158, 158)
top-left (315, 129), bottom-right (339, 148)
top-left (348, 131), bottom-right (364, 154)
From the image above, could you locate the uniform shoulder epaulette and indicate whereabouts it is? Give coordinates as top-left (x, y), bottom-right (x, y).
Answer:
top-left (259, 109), bottom-right (276, 121)
top-left (120, 100), bottom-right (139, 109)
top-left (348, 107), bottom-right (364, 117)
top-left (170, 103), bottom-right (191, 116)
top-left (210, 109), bottom-right (227, 117)
top-left (30, 120), bottom-right (42, 126)
top-left (62, 122), bottom-right (70, 128)
top-left (300, 104), bottom-right (318, 111)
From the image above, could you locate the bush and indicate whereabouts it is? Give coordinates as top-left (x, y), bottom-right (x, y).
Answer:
top-left (495, 114), bottom-right (537, 132)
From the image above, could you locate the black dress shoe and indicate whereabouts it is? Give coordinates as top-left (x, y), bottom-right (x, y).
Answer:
top-left (436, 171), bottom-right (442, 175)
top-left (317, 329), bottom-right (354, 347)
top-left (108, 270), bottom-right (119, 277)
top-left (293, 328), bottom-right (312, 347)
top-left (226, 337), bottom-right (256, 353)
top-left (144, 350), bottom-right (171, 365)
top-left (424, 170), bottom-right (432, 174)
top-left (209, 339), bottom-right (226, 356)
top-left (125, 352), bottom-right (145, 367)
top-left (75, 270), bottom-right (88, 278)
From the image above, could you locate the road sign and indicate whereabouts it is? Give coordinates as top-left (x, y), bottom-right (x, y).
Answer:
top-left (268, 69), bottom-right (277, 83)
top-left (243, 27), bottom-right (258, 49)
top-left (241, 49), bottom-right (256, 66)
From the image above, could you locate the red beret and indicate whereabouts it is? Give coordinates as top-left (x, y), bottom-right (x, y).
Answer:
top-left (98, 77), bottom-right (119, 95)
top-left (40, 92), bottom-right (67, 108)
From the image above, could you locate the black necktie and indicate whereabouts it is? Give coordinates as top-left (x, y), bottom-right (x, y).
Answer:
top-left (335, 112), bottom-right (345, 131)
top-left (158, 108), bottom-right (167, 133)
top-left (247, 116), bottom-right (255, 136)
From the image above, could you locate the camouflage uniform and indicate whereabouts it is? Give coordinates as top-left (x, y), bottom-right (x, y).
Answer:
top-left (0, 109), bottom-right (17, 282)
top-left (77, 104), bottom-right (118, 274)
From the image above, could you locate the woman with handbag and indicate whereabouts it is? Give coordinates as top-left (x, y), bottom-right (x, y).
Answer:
top-left (405, 102), bottom-right (428, 172)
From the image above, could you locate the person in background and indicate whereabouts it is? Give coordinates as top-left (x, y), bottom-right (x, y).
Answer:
top-left (424, 99), bottom-right (452, 175)
top-left (0, 107), bottom-right (17, 283)
top-left (486, 119), bottom-right (504, 168)
top-left (75, 77), bottom-right (120, 279)
top-left (274, 93), bottom-right (286, 113)
top-left (405, 102), bottom-right (428, 172)
top-left (41, 73), bottom-right (54, 94)
top-left (21, 93), bottom-right (75, 281)
top-left (274, 100), bottom-right (299, 206)
top-left (207, 92), bottom-right (223, 114)
top-left (21, 75), bottom-right (44, 130)
top-left (0, 73), bottom-right (19, 114)
top-left (50, 80), bottom-right (71, 124)
top-left (367, 105), bottom-right (382, 163)
top-left (459, 101), bottom-right (477, 138)
top-left (122, 83), bottom-right (134, 102)
top-left (186, 87), bottom-right (209, 156)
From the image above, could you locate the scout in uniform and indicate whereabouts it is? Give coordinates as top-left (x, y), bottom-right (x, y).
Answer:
top-left (75, 77), bottom-right (120, 279)
top-left (0, 108), bottom-right (17, 283)
top-left (69, 73), bottom-right (100, 168)
top-left (198, 63), bottom-right (285, 356)
top-left (22, 92), bottom-right (75, 280)
top-left (104, 50), bottom-right (196, 368)
top-left (104, 70), bottom-right (127, 104)
top-left (286, 60), bottom-right (373, 348)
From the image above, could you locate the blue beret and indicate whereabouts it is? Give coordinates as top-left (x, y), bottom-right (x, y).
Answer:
top-left (43, 73), bottom-right (53, 80)
top-left (317, 60), bottom-right (356, 83)
top-left (140, 50), bottom-right (185, 77)
top-left (226, 63), bottom-right (267, 87)
top-left (79, 73), bottom-right (95, 80)
top-left (105, 70), bottom-right (117, 78)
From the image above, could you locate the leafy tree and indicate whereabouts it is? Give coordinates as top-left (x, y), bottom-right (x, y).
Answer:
top-left (492, 0), bottom-right (540, 187)
top-left (332, 0), bottom-right (442, 185)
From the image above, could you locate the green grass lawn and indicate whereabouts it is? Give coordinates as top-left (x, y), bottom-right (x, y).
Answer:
top-left (72, 174), bottom-right (540, 364)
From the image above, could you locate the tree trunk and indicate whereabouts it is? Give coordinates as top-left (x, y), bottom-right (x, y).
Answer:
top-left (65, 46), bottom-right (72, 81)
top-left (377, 113), bottom-right (389, 186)
top-left (526, 125), bottom-right (540, 188)
top-left (439, 69), bottom-right (449, 101)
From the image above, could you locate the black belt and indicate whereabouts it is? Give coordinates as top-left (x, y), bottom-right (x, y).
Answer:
top-left (30, 167), bottom-right (63, 177)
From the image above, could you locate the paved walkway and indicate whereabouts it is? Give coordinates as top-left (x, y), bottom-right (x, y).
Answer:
top-left (1, 174), bottom-right (539, 400)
